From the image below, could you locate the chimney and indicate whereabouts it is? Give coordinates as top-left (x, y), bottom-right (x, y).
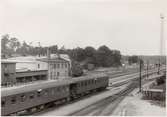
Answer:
top-left (47, 47), bottom-right (51, 59)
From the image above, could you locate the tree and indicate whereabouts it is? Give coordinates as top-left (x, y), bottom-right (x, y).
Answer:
top-left (50, 45), bottom-right (58, 54)
top-left (9, 37), bottom-right (21, 52)
top-left (1, 34), bottom-right (10, 55)
top-left (84, 46), bottom-right (96, 57)
top-left (128, 55), bottom-right (139, 65)
top-left (70, 47), bottom-right (86, 62)
top-left (96, 45), bottom-right (112, 67)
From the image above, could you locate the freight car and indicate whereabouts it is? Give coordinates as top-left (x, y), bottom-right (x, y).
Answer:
top-left (1, 73), bottom-right (109, 116)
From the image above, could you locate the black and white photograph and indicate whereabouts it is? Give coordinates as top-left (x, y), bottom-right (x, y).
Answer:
top-left (0, 0), bottom-right (166, 116)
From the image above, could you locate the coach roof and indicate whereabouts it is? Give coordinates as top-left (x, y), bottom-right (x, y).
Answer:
top-left (1, 80), bottom-right (71, 97)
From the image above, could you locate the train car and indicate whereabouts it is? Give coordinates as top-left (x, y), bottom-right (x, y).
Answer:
top-left (1, 73), bottom-right (109, 116)
top-left (1, 80), bottom-right (71, 116)
top-left (69, 73), bottom-right (109, 98)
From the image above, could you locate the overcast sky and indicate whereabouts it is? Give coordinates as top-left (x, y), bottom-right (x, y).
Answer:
top-left (1, 0), bottom-right (166, 55)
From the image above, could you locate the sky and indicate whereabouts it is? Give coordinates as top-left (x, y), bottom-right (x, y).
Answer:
top-left (0, 0), bottom-right (167, 55)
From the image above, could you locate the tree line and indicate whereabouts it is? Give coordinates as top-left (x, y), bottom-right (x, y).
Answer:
top-left (1, 34), bottom-right (122, 68)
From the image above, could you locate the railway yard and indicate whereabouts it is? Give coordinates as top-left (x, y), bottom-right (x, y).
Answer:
top-left (1, 1), bottom-right (166, 116)
top-left (1, 65), bottom-right (166, 116)
top-left (32, 67), bottom-right (166, 116)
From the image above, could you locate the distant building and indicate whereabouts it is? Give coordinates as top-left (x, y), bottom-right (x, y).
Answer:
top-left (38, 49), bottom-right (71, 80)
top-left (1, 48), bottom-right (71, 86)
top-left (7, 56), bottom-right (48, 72)
top-left (1, 60), bottom-right (16, 86)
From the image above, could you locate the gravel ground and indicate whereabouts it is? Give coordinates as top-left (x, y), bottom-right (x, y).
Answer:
top-left (112, 88), bottom-right (166, 116)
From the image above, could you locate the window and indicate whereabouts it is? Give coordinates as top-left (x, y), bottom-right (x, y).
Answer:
top-left (37, 90), bottom-right (42, 97)
top-left (21, 94), bottom-right (26, 102)
top-left (44, 90), bottom-right (48, 96)
top-left (57, 64), bottom-right (60, 68)
top-left (4, 73), bottom-right (9, 77)
top-left (38, 64), bottom-right (40, 69)
top-left (65, 63), bottom-right (67, 68)
top-left (11, 97), bottom-right (16, 104)
top-left (57, 72), bottom-right (59, 76)
top-left (66, 87), bottom-right (69, 92)
top-left (2, 100), bottom-right (5, 107)
top-left (29, 94), bottom-right (34, 99)
top-left (4, 64), bottom-right (7, 68)
top-left (54, 64), bottom-right (56, 69)
top-left (61, 63), bottom-right (64, 68)
top-left (51, 89), bottom-right (55, 95)
top-left (61, 87), bottom-right (64, 92)
top-left (57, 87), bottom-right (60, 91)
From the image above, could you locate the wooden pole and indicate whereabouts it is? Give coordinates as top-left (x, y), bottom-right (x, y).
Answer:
top-left (139, 59), bottom-right (142, 92)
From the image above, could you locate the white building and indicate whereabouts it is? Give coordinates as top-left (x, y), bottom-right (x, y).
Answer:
top-left (7, 52), bottom-right (71, 80)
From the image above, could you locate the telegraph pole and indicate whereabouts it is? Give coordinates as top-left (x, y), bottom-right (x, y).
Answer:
top-left (147, 60), bottom-right (149, 78)
top-left (158, 14), bottom-right (164, 74)
top-left (139, 59), bottom-right (142, 92)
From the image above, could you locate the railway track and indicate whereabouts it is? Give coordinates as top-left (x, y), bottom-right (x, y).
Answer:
top-left (31, 68), bottom-right (165, 116)
top-left (68, 69), bottom-right (166, 116)
top-left (68, 81), bottom-right (138, 116)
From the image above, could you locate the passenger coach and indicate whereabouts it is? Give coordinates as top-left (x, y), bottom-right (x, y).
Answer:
top-left (1, 73), bottom-right (109, 116)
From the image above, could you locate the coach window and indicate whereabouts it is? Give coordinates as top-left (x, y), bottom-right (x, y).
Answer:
top-left (62, 87), bottom-right (65, 92)
top-left (44, 90), bottom-right (48, 96)
top-left (21, 94), bottom-right (26, 102)
top-left (57, 87), bottom-right (60, 92)
top-left (2, 100), bottom-right (5, 107)
top-left (37, 90), bottom-right (42, 97)
top-left (29, 94), bottom-right (34, 99)
top-left (65, 87), bottom-right (68, 92)
top-left (11, 97), bottom-right (16, 104)
top-left (51, 89), bottom-right (54, 95)
top-left (63, 87), bottom-right (65, 92)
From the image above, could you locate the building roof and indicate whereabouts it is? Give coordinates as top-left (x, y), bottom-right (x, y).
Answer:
top-left (1, 59), bottom-right (17, 64)
top-left (1, 80), bottom-right (71, 97)
top-left (1, 73), bottom-right (108, 97)
top-left (38, 57), bottom-right (69, 63)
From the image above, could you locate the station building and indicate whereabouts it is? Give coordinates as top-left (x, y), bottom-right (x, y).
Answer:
top-left (1, 49), bottom-right (71, 86)
top-left (1, 60), bottom-right (17, 86)
top-left (38, 54), bottom-right (70, 80)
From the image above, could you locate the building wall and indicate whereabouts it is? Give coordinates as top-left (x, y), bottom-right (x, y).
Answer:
top-left (16, 61), bottom-right (47, 71)
top-left (35, 61), bottom-right (48, 70)
top-left (48, 61), bottom-right (70, 80)
top-left (1, 63), bottom-right (16, 85)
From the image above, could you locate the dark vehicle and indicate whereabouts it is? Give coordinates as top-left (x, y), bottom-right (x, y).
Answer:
top-left (1, 73), bottom-right (109, 116)
top-left (71, 61), bottom-right (83, 77)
